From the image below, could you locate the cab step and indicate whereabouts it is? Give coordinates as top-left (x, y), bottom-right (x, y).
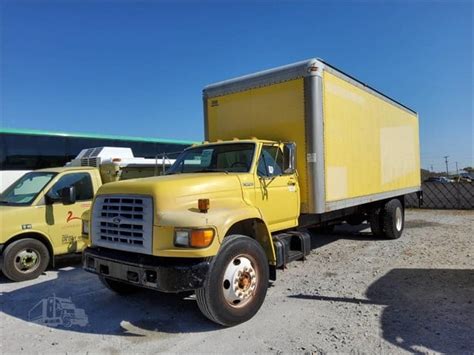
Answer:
top-left (273, 231), bottom-right (311, 268)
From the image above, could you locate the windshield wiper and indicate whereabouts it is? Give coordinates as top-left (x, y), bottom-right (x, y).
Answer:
top-left (166, 168), bottom-right (229, 175)
top-left (193, 168), bottom-right (229, 174)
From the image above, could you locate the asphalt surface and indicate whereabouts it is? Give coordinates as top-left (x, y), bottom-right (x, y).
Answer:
top-left (1, 209), bottom-right (472, 353)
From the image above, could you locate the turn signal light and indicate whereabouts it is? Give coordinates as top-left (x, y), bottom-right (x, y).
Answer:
top-left (190, 229), bottom-right (214, 248)
top-left (198, 198), bottom-right (210, 213)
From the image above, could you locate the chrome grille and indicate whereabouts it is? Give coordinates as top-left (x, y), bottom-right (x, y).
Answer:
top-left (92, 195), bottom-right (153, 254)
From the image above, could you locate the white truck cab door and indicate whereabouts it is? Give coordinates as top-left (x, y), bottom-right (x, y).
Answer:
top-left (254, 145), bottom-right (300, 232)
top-left (45, 172), bottom-right (94, 254)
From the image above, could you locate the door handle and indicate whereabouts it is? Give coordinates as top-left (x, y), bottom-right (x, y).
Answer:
top-left (287, 181), bottom-right (296, 186)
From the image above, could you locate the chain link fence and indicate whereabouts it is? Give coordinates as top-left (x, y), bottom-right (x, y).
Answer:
top-left (406, 182), bottom-right (474, 209)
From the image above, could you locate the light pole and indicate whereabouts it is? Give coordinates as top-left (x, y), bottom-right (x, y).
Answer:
top-left (444, 156), bottom-right (449, 177)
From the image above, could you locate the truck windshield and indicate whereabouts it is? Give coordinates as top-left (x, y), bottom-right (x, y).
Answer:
top-left (167, 143), bottom-right (255, 174)
top-left (0, 172), bottom-right (57, 206)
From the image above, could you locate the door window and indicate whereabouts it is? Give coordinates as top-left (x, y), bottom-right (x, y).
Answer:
top-left (49, 173), bottom-right (93, 201)
top-left (257, 146), bottom-right (284, 177)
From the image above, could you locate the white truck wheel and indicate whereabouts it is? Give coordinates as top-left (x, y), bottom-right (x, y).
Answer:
top-left (1, 238), bottom-right (49, 282)
top-left (383, 199), bottom-right (405, 239)
top-left (196, 235), bottom-right (269, 326)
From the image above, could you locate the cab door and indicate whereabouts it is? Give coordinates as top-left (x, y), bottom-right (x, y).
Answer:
top-left (45, 172), bottom-right (95, 254)
top-left (253, 145), bottom-right (300, 232)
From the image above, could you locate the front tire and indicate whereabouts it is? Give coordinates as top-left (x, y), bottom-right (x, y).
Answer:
top-left (1, 238), bottom-right (50, 282)
top-left (196, 235), bottom-right (269, 326)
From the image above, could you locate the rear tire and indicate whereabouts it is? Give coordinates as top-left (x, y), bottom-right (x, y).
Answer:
top-left (196, 235), bottom-right (269, 326)
top-left (382, 199), bottom-right (404, 239)
top-left (1, 238), bottom-right (50, 282)
top-left (369, 208), bottom-right (384, 237)
top-left (99, 276), bottom-right (140, 295)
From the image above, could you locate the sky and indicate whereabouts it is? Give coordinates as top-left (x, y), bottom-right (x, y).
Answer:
top-left (1, 0), bottom-right (472, 172)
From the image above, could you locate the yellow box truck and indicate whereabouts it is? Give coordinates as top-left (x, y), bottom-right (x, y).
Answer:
top-left (83, 59), bottom-right (421, 326)
top-left (0, 147), bottom-right (175, 282)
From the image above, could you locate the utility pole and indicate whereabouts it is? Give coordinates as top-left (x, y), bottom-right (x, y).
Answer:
top-left (430, 165), bottom-right (433, 172)
top-left (444, 156), bottom-right (449, 177)
top-left (456, 162), bottom-right (459, 176)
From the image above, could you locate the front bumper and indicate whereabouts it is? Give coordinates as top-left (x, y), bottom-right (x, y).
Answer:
top-left (83, 247), bottom-right (211, 292)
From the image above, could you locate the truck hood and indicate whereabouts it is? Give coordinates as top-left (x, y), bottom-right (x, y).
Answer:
top-left (95, 173), bottom-right (246, 212)
top-left (0, 205), bottom-right (36, 243)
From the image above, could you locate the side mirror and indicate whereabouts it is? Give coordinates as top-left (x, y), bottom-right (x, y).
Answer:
top-left (60, 186), bottom-right (76, 205)
top-left (283, 142), bottom-right (296, 174)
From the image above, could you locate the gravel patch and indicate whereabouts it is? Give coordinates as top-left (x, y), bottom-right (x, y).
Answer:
top-left (1, 209), bottom-right (472, 353)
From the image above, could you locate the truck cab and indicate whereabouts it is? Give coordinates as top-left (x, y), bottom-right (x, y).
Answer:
top-left (83, 139), bottom-right (300, 325)
top-left (0, 146), bottom-right (174, 282)
top-left (0, 167), bottom-right (99, 281)
top-left (164, 139), bottom-right (300, 233)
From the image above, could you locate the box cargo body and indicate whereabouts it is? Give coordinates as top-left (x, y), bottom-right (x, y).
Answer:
top-left (203, 59), bottom-right (421, 214)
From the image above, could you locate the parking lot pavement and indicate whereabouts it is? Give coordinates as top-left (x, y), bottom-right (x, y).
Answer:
top-left (1, 209), bottom-right (473, 353)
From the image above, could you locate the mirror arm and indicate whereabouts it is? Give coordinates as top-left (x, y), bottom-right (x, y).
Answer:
top-left (44, 194), bottom-right (53, 204)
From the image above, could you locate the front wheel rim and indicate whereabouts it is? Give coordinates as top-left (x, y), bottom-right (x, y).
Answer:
top-left (222, 255), bottom-right (258, 308)
top-left (14, 249), bottom-right (41, 274)
top-left (395, 207), bottom-right (403, 231)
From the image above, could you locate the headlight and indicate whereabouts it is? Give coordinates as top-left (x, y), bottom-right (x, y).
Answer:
top-left (174, 230), bottom-right (190, 247)
top-left (174, 228), bottom-right (214, 248)
top-left (82, 220), bottom-right (90, 235)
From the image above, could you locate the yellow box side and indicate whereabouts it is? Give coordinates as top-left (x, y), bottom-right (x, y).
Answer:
top-left (323, 71), bottom-right (421, 202)
top-left (206, 78), bottom-right (310, 212)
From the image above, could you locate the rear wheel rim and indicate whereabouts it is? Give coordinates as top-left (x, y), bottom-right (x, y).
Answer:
top-left (395, 207), bottom-right (403, 231)
top-left (14, 249), bottom-right (41, 274)
top-left (222, 255), bottom-right (258, 308)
